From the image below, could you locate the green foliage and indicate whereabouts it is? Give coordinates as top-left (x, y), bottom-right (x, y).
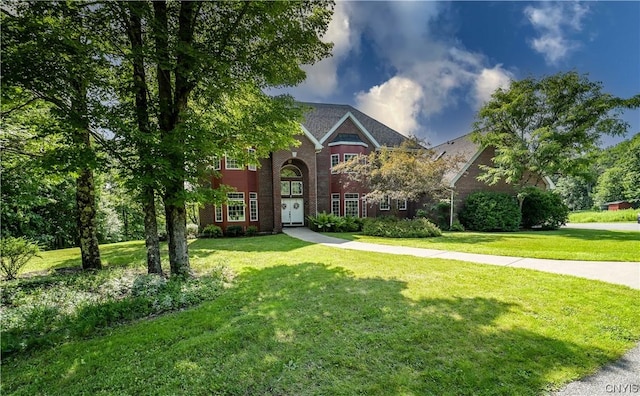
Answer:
top-left (449, 220), bottom-right (465, 232)
top-left (472, 72), bottom-right (634, 188)
top-left (201, 224), bottom-right (223, 238)
top-left (459, 192), bottom-right (522, 232)
top-left (1, 265), bottom-right (235, 356)
top-left (593, 134), bottom-right (640, 205)
top-left (419, 201), bottom-right (451, 230)
top-left (554, 175), bottom-right (594, 211)
top-left (568, 209), bottom-right (639, 223)
top-left (363, 217), bottom-right (442, 238)
top-left (224, 225), bottom-right (244, 238)
top-left (245, 226), bottom-right (259, 237)
top-left (334, 138), bottom-right (462, 204)
top-left (0, 237), bottom-right (41, 280)
top-left (186, 223), bottom-right (199, 239)
top-left (307, 213), bottom-right (363, 232)
top-left (520, 188), bottom-right (569, 230)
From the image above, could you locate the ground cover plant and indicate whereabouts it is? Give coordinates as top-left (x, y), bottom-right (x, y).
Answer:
top-left (2, 235), bottom-right (639, 395)
top-left (363, 217), bottom-right (442, 238)
top-left (328, 229), bottom-right (640, 262)
top-left (569, 209), bottom-right (638, 223)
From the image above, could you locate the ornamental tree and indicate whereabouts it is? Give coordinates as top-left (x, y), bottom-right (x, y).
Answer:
top-left (334, 138), bottom-right (463, 205)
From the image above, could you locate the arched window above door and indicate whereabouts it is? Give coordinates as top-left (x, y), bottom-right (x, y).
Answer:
top-left (280, 165), bottom-right (302, 179)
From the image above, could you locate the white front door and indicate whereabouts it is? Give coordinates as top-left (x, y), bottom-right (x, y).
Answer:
top-left (282, 198), bottom-right (304, 226)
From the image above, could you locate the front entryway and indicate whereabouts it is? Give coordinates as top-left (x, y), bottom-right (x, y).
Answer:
top-left (281, 165), bottom-right (305, 226)
top-left (281, 197), bottom-right (304, 225)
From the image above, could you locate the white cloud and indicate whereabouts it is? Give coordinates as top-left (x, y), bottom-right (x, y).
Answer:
top-left (355, 76), bottom-right (424, 136)
top-left (285, 2), bottom-right (357, 99)
top-left (524, 2), bottom-right (589, 65)
top-left (473, 65), bottom-right (513, 108)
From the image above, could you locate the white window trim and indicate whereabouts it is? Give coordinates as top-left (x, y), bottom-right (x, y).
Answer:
top-left (214, 205), bottom-right (223, 222)
top-left (248, 148), bottom-right (257, 171)
top-left (397, 199), bottom-right (407, 211)
top-left (213, 157), bottom-right (221, 171)
top-left (249, 192), bottom-right (258, 221)
top-left (330, 154), bottom-right (340, 174)
top-left (225, 155), bottom-right (242, 170)
top-left (362, 197), bottom-right (367, 218)
top-left (380, 196), bottom-right (391, 211)
top-left (331, 193), bottom-right (341, 216)
top-left (344, 193), bottom-right (359, 218)
top-left (343, 153), bottom-right (358, 163)
top-left (226, 192), bottom-right (245, 222)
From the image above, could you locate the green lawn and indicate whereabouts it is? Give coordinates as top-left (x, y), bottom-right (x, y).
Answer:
top-left (569, 208), bottom-right (638, 223)
top-left (3, 235), bottom-right (640, 395)
top-left (327, 229), bottom-right (640, 262)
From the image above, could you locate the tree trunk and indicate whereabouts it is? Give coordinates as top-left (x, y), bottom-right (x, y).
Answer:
top-left (127, 2), bottom-right (163, 274)
top-left (143, 187), bottom-right (163, 274)
top-left (164, 186), bottom-right (190, 277)
top-left (76, 165), bottom-right (102, 270)
top-left (153, 0), bottom-right (192, 276)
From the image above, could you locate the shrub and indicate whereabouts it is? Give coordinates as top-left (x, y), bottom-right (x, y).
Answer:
top-left (449, 220), bottom-right (465, 232)
top-left (428, 201), bottom-right (451, 230)
top-left (245, 225), bottom-right (259, 237)
top-left (201, 224), bottom-right (223, 238)
top-left (307, 213), bottom-right (363, 232)
top-left (1, 265), bottom-right (235, 356)
top-left (363, 217), bottom-right (442, 238)
top-left (224, 225), bottom-right (244, 237)
top-left (186, 223), bottom-right (199, 239)
top-left (0, 236), bottom-right (40, 280)
top-left (520, 187), bottom-right (569, 230)
top-left (459, 192), bottom-right (521, 232)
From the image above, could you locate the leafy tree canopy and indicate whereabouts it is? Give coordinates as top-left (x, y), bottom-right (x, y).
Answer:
top-left (471, 71), bottom-right (639, 188)
top-left (334, 138), bottom-right (463, 204)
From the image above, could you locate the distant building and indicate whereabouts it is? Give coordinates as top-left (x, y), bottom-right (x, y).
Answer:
top-left (603, 201), bottom-right (633, 211)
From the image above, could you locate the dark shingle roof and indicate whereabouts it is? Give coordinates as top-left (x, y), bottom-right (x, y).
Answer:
top-left (298, 102), bottom-right (407, 147)
top-left (430, 133), bottom-right (482, 185)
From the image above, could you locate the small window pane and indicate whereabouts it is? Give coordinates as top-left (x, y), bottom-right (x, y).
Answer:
top-left (281, 181), bottom-right (290, 196)
top-left (291, 181), bottom-right (303, 196)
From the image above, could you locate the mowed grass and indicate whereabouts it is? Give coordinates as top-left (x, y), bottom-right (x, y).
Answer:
top-left (329, 228), bottom-right (640, 262)
top-left (2, 235), bottom-right (640, 395)
top-left (569, 208), bottom-right (638, 223)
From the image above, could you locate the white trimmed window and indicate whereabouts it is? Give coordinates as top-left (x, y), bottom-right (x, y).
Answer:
top-left (343, 153), bottom-right (358, 163)
top-left (330, 154), bottom-right (340, 174)
top-left (397, 199), bottom-right (407, 211)
top-left (249, 192), bottom-right (258, 221)
top-left (331, 193), bottom-right (340, 216)
top-left (213, 157), bottom-right (221, 170)
top-left (225, 156), bottom-right (242, 170)
top-left (380, 196), bottom-right (390, 211)
top-left (248, 148), bottom-right (257, 171)
top-left (214, 205), bottom-right (223, 222)
top-left (362, 198), bottom-right (367, 218)
top-left (227, 192), bottom-right (245, 221)
top-left (344, 193), bottom-right (359, 217)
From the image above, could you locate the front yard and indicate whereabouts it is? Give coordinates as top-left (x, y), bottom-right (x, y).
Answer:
top-left (2, 234), bottom-right (639, 395)
top-left (328, 228), bottom-right (640, 262)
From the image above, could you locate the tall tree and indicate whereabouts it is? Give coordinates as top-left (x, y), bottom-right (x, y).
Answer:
top-left (471, 71), bottom-right (639, 201)
top-left (141, 1), bottom-right (333, 276)
top-left (2, 3), bottom-right (109, 269)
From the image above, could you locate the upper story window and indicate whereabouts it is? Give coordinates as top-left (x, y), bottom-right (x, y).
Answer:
top-left (343, 153), bottom-right (358, 163)
top-left (330, 154), bottom-right (340, 174)
top-left (213, 157), bottom-right (221, 170)
top-left (225, 156), bottom-right (242, 170)
top-left (281, 165), bottom-right (302, 178)
top-left (248, 148), bottom-right (257, 171)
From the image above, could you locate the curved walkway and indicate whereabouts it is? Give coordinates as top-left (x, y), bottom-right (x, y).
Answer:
top-left (283, 227), bottom-right (640, 289)
top-left (283, 227), bottom-right (640, 396)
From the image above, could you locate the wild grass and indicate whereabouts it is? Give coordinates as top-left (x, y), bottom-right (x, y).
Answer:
top-left (568, 208), bottom-right (638, 223)
top-left (329, 229), bottom-right (640, 262)
top-left (2, 235), bottom-right (639, 395)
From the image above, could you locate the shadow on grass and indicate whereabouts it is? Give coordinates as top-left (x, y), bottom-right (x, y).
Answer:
top-left (4, 263), bottom-right (613, 396)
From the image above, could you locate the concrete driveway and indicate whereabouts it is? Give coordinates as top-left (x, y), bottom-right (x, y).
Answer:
top-left (564, 222), bottom-right (639, 231)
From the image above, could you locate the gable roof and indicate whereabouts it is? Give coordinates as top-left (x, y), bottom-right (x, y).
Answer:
top-left (430, 133), bottom-right (481, 187)
top-left (299, 102), bottom-right (407, 148)
top-left (431, 133), bottom-right (555, 189)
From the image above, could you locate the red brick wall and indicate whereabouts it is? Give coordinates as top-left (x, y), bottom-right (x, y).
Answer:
top-left (452, 146), bottom-right (548, 216)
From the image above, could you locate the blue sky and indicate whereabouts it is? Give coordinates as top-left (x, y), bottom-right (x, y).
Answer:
top-left (280, 1), bottom-right (640, 148)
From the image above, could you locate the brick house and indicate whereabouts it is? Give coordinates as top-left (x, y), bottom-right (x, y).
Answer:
top-left (199, 103), bottom-right (410, 233)
top-left (431, 133), bottom-right (554, 227)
